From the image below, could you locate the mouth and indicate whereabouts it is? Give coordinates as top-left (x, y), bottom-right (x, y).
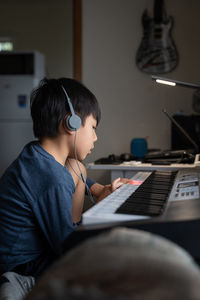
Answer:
top-left (89, 147), bottom-right (94, 154)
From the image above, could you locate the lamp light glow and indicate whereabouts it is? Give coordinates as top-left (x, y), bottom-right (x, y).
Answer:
top-left (156, 79), bottom-right (176, 86)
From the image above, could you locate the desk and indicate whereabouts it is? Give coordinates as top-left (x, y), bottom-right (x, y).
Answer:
top-left (64, 198), bottom-right (200, 262)
top-left (87, 155), bottom-right (200, 181)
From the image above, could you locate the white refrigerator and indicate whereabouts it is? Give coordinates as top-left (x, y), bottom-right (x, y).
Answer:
top-left (0, 51), bottom-right (45, 176)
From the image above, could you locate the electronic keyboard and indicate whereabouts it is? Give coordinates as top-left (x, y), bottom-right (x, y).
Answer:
top-left (82, 169), bottom-right (200, 225)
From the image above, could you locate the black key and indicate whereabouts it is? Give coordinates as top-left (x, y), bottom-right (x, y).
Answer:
top-left (115, 170), bottom-right (176, 217)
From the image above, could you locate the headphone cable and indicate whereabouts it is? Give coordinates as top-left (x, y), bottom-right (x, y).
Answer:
top-left (67, 131), bottom-right (95, 204)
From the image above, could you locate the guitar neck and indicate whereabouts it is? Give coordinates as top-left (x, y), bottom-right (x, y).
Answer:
top-left (154, 0), bottom-right (164, 23)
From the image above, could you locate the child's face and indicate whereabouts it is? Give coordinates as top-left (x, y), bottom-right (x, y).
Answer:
top-left (75, 114), bottom-right (98, 161)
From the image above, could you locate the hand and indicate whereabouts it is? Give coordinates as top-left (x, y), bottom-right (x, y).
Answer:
top-left (91, 177), bottom-right (129, 203)
top-left (110, 177), bottom-right (130, 192)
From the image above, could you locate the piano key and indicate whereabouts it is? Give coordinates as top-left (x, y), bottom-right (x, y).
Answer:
top-left (116, 170), bottom-right (176, 217)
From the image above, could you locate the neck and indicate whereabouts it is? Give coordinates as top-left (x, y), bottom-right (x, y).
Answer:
top-left (40, 136), bottom-right (69, 166)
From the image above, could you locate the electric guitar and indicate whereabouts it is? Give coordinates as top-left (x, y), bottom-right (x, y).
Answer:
top-left (136, 0), bottom-right (178, 74)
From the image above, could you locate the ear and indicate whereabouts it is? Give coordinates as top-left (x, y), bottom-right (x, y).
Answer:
top-left (60, 117), bottom-right (75, 135)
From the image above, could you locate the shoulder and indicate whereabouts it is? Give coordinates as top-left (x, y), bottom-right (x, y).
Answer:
top-left (1, 142), bottom-right (76, 200)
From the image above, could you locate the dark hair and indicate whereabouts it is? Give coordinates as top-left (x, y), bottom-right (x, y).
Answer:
top-left (30, 78), bottom-right (101, 139)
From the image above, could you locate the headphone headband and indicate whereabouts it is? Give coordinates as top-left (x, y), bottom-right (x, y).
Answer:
top-left (61, 85), bottom-right (81, 131)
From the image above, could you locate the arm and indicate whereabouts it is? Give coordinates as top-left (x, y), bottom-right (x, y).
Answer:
top-left (66, 158), bottom-right (87, 223)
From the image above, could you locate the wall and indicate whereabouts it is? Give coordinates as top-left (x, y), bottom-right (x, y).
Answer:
top-left (0, 0), bottom-right (73, 78)
top-left (82, 0), bottom-right (200, 184)
top-left (0, 0), bottom-right (200, 185)
top-left (0, 0), bottom-right (73, 175)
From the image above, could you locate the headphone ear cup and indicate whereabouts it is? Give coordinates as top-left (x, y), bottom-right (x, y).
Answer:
top-left (65, 114), bottom-right (82, 131)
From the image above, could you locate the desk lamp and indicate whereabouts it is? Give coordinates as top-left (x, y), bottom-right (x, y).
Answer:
top-left (152, 75), bottom-right (200, 113)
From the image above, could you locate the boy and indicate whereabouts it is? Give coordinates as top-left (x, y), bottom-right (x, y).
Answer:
top-left (0, 78), bottom-right (125, 281)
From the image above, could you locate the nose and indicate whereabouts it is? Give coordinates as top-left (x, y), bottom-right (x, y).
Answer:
top-left (94, 131), bottom-right (97, 142)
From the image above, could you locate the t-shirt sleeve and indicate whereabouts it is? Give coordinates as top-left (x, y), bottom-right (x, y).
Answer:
top-left (33, 183), bottom-right (76, 256)
top-left (86, 177), bottom-right (96, 189)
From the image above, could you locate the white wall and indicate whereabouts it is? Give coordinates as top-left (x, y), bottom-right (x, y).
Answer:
top-left (0, 0), bottom-right (73, 78)
top-left (82, 0), bottom-right (200, 183)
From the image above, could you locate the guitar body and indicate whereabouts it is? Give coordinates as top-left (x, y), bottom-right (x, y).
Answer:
top-left (136, 2), bottom-right (178, 74)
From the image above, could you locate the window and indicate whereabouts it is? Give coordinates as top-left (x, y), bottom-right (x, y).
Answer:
top-left (0, 38), bottom-right (14, 51)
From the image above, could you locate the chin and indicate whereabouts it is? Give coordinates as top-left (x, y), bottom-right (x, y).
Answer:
top-left (80, 155), bottom-right (86, 161)
top-left (75, 151), bottom-right (88, 162)
top-left (81, 153), bottom-right (89, 161)
top-left (75, 154), bottom-right (85, 162)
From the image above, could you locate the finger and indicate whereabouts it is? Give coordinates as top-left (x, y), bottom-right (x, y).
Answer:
top-left (119, 178), bottom-right (130, 184)
top-left (111, 177), bottom-right (124, 191)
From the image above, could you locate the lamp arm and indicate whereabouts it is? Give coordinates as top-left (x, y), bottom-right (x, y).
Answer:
top-left (152, 75), bottom-right (200, 89)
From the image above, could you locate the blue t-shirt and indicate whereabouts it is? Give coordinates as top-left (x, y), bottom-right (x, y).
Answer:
top-left (0, 141), bottom-right (94, 277)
